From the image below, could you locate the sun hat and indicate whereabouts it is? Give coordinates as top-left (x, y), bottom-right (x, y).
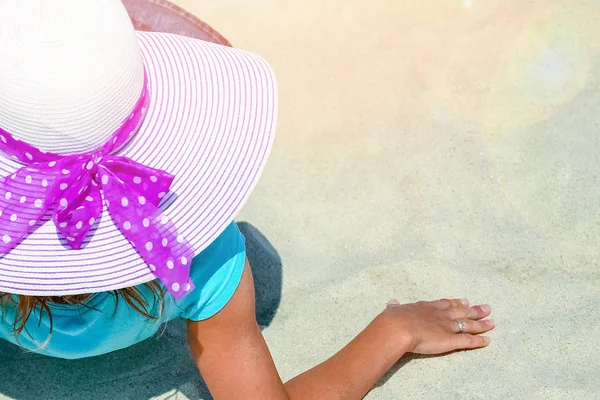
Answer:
top-left (0, 0), bottom-right (277, 298)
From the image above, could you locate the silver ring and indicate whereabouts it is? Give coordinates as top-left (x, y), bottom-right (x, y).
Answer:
top-left (456, 320), bottom-right (466, 333)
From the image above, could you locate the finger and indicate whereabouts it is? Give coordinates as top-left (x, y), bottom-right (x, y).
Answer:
top-left (452, 334), bottom-right (492, 350)
top-left (466, 304), bottom-right (492, 320)
top-left (433, 298), bottom-right (466, 310)
top-left (449, 303), bottom-right (492, 320)
top-left (451, 318), bottom-right (495, 334)
top-left (386, 299), bottom-right (400, 308)
top-left (433, 299), bottom-right (469, 312)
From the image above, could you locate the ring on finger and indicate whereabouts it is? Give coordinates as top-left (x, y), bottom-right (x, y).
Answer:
top-left (456, 319), bottom-right (466, 334)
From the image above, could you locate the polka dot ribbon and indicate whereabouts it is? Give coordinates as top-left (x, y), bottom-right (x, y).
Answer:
top-left (0, 75), bottom-right (195, 299)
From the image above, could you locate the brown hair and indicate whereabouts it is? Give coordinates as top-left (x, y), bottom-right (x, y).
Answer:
top-left (0, 281), bottom-right (165, 339)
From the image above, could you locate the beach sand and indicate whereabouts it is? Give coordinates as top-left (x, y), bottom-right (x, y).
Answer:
top-left (1, 0), bottom-right (599, 399)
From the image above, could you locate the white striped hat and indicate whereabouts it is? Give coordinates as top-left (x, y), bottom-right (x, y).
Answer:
top-left (0, 0), bottom-right (277, 296)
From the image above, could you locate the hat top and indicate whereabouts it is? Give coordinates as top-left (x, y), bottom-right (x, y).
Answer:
top-left (0, 0), bottom-right (144, 155)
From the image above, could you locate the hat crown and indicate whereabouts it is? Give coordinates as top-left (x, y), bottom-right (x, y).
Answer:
top-left (0, 0), bottom-right (144, 155)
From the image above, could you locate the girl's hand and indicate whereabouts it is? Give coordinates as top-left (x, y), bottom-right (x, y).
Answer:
top-left (383, 298), bottom-right (494, 355)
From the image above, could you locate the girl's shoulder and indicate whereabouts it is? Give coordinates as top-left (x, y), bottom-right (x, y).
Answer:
top-left (172, 221), bottom-right (247, 321)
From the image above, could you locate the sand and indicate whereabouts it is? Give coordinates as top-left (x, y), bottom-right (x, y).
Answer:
top-left (1, 0), bottom-right (599, 399)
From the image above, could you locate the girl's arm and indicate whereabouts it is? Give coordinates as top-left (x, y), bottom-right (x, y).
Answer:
top-left (187, 260), bottom-right (493, 399)
top-left (187, 260), bottom-right (288, 398)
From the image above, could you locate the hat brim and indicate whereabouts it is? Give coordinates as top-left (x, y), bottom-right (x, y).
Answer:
top-left (0, 32), bottom-right (277, 296)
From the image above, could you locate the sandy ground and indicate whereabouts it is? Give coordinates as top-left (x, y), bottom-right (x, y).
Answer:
top-left (1, 0), bottom-right (599, 399)
top-left (181, 1), bottom-right (600, 399)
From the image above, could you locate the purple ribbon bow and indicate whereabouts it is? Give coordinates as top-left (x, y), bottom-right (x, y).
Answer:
top-left (0, 77), bottom-right (194, 299)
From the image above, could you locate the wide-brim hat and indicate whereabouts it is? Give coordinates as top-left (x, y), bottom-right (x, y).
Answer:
top-left (0, 0), bottom-right (277, 297)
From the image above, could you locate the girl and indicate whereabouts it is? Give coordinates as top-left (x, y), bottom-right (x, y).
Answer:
top-left (0, 1), bottom-right (494, 399)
